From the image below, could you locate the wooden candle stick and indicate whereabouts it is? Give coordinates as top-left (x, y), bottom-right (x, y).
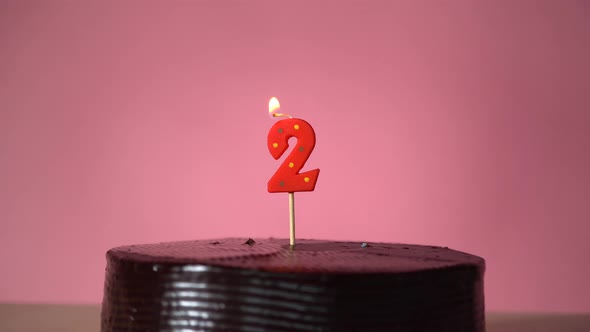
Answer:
top-left (289, 192), bottom-right (295, 246)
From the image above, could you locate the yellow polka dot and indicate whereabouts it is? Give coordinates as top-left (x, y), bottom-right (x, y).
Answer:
top-left (289, 162), bottom-right (294, 168)
top-left (294, 124), bottom-right (300, 130)
top-left (272, 143), bottom-right (278, 148)
top-left (304, 177), bottom-right (310, 182)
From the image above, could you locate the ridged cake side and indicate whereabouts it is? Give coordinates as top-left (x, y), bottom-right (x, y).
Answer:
top-left (101, 238), bottom-right (485, 332)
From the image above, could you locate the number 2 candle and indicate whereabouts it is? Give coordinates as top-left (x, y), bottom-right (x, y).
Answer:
top-left (267, 97), bottom-right (320, 246)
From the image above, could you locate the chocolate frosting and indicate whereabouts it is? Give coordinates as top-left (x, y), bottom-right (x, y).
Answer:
top-left (101, 238), bottom-right (485, 331)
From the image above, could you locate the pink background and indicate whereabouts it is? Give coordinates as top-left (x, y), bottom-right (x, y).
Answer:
top-left (1, 0), bottom-right (589, 312)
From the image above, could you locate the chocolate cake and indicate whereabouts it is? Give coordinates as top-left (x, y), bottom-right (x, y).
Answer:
top-left (101, 238), bottom-right (485, 331)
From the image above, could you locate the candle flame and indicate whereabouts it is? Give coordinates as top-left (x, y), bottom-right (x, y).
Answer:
top-left (268, 97), bottom-right (292, 118)
top-left (269, 97), bottom-right (280, 114)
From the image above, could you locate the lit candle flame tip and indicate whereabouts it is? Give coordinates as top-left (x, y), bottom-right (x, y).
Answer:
top-left (269, 97), bottom-right (280, 114)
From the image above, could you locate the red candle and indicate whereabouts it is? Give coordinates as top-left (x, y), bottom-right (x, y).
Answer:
top-left (267, 98), bottom-right (320, 193)
top-left (267, 97), bottom-right (320, 246)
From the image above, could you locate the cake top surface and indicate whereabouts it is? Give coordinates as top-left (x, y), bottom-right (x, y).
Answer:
top-left (108, 238), bottom-right (484, 274)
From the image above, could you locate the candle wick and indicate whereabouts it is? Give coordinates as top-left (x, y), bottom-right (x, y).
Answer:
top-left (273, 113), bottom-right (293, 119)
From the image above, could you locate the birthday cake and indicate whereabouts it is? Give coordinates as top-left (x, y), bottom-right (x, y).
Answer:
top-left (101, 238), bottom-right (485, 331)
